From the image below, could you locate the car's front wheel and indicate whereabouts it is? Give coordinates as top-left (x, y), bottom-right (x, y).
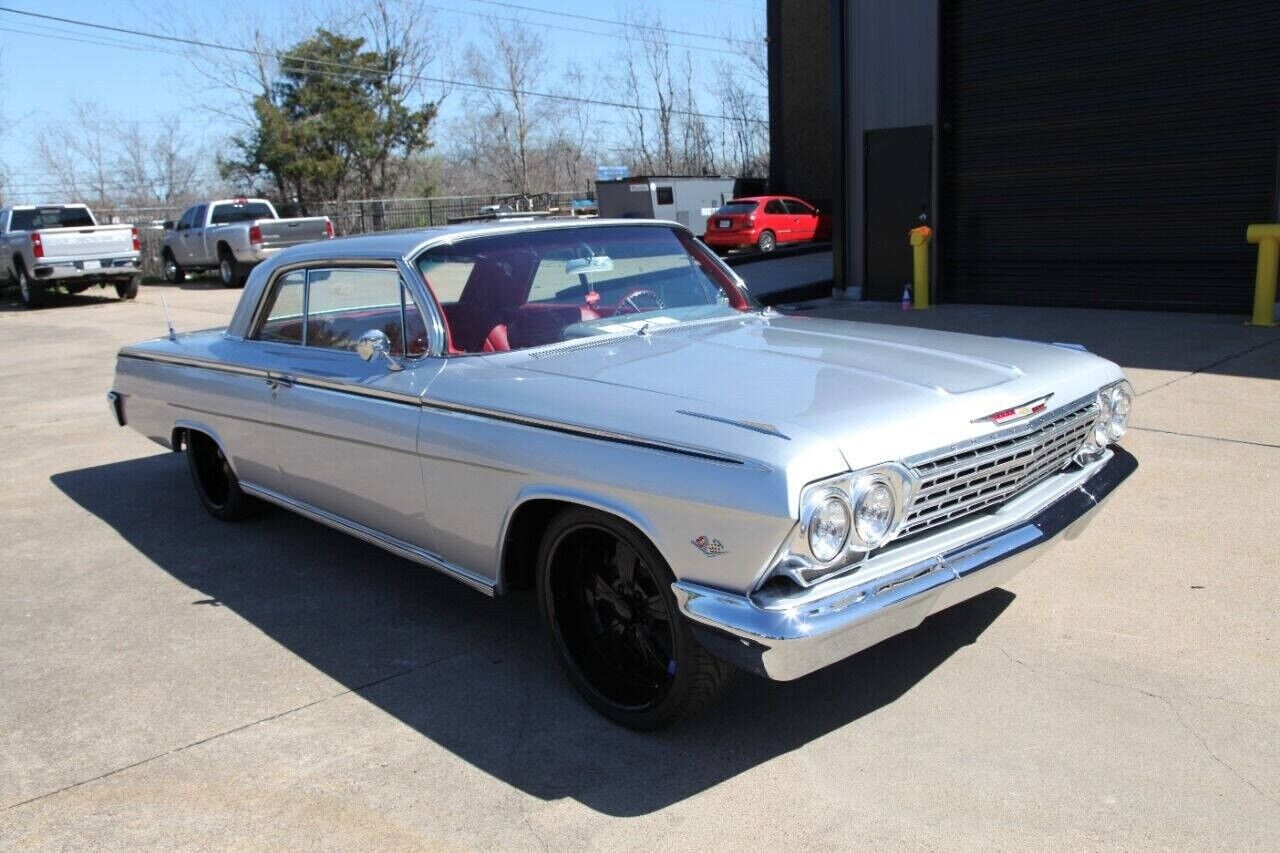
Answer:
top-left (537, 508), bottom-right (735, 729)
top-left (185, 431), bottom-right (256, 521)
top-left (162, 250), bottom-right (184, 284)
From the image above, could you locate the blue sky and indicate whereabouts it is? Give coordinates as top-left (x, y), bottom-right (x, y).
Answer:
top-left (0, 0), bottom-right (764, 202)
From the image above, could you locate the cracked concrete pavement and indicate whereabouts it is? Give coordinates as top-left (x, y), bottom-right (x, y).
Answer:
top-left (1, 281), bottom-right (1277, 849)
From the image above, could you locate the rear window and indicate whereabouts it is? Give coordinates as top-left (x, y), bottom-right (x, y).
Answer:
top-left (210, 202), bottom-right (275, 224)
top-left (716, 201), bottom-right (758, 215)
top-left (9, 207), bottom-right (96, 230)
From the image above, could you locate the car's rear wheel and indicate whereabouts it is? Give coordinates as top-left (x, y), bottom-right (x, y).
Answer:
top-left (536, 508), bottom-right (735, 729)
top-left (116, 276), bottom-right (141, 300)
top-left (163, 250), bottom-right (184, 284)
top-left (757, 230), bottom-right (777, 253)
top-left (185, 431), bottom-right (256, 521)
top-left (218, 249), bottom-right (245, 288)
top-left (16, 265), bottom-right (45, 308)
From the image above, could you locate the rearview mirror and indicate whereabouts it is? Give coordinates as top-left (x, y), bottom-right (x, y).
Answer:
top-left (565, 255), bottom-right (614, 276)
top-left (356, 329), bottom-right (404, 371)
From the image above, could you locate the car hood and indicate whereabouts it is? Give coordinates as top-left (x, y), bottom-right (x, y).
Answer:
top-left (428, 313), bottom-right (1122, 473)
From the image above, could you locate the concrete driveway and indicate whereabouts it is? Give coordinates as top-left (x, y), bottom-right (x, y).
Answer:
top-left (1, 282), bottom-right (1277, 849)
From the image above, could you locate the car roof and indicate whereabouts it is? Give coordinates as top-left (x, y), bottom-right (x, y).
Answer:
top-left (275, 217), bottom-right (688, 263)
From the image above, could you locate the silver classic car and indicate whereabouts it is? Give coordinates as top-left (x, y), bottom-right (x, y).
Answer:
top-left (109, 219), bottom-right (1136, 729)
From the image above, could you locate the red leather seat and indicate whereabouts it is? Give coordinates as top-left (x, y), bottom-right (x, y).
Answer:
top-left (440, 254), bottom-right (536, 353)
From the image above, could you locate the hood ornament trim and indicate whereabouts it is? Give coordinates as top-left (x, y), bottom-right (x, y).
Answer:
top-left (974, 394), bottom-right (1054, 426)
top-left (677, 410), bottom-right (790, 440)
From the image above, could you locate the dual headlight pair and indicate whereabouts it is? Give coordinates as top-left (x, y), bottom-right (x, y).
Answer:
top-left (1077, 381), bottom-right (1133, 462)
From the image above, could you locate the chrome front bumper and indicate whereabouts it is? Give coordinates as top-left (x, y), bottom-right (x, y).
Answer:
top-left (674, 447), bottom-right (1137, 681)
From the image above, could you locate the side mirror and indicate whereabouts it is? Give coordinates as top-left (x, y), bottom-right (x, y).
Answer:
top-left (162, 220), bottom-right (175, 230)
top-left (356, 329), bottom-right (404, 371)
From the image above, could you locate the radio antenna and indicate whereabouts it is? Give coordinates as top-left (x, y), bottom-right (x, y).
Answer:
top-left (161, 294), bottom-right (177, 341)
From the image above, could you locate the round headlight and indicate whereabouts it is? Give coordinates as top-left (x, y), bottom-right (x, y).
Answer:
top-left (1094, 391), bottom-right (1113, 446)
top-left (807, 495), bottom-right (850, 563)
top-left (1107, 384), bottom-right (1132, 441)
top-left (853, 479), bottom-right (896, 547)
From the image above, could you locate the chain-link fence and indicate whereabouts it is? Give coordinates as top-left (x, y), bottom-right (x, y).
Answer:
top-left (113, 191), bottom-right (592, 278)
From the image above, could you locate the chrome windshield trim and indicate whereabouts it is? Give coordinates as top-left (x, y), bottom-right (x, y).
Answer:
top-left (239, 481), bottom-right (495, 596)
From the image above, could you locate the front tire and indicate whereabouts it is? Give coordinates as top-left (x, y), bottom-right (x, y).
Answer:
top-left (185, 431), bottom-right (256, 521)
top-left (536, 508), bottom-right (735, 729)
top-left (116, 276), bottom-right (141, 300)
top-left (756, 230), bottom-right (777, 253)
top-left (16, 265), bottom-right (45, 308)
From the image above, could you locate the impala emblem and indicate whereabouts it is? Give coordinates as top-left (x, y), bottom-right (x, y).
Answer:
top-left (975, 394), bottom-right (1054, 425)
top-left (692, 535), bottom-right (727, 557)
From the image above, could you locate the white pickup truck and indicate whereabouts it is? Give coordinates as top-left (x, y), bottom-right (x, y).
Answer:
top-left (161, 198), bottom-right (333, 288)
top-left (1, 204), bottom-right (142, 308)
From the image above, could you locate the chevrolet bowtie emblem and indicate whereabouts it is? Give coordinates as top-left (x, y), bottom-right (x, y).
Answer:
top-left (975, 394), bottom-right (1054, 425)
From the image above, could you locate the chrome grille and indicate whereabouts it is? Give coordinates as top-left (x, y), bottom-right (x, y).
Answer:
top-left (898, 401), bottom-right (1099, 540)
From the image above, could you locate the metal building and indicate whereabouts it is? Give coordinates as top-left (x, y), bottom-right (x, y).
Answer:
top-left (769, 0), bottom-right (1280, 311)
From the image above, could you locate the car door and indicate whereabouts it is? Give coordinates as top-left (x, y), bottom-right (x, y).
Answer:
top-left (784, 199), bottom-right (819, 241)
top-left (174, 206), bottom-right (200, 264)
top-left (252, 261), bottom-right (442, 550)
top-left (186, 204), bottom-right (209, 265)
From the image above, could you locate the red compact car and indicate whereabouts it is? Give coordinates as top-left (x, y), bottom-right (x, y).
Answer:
top-left (702, 195), bottom-right (832, 253)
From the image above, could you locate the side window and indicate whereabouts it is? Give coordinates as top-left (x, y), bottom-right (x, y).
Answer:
top-left (256, 271), bottom-right (306, 344)
top-left (764, 199), bottom-right (786, 215)
top-left (304, 268), bottom-right (428, 357)
top-left (784, 199), bottom-right (814, 215)
top-left (177, 208), bottom-right (194, 230)
top-left (191, 205), bottom-right (207, 228)
top-left (655, 186), bottom-right (674, 205)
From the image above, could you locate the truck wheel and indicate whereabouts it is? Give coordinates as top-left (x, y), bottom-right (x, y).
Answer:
top-left (218, 249), bottom-right (245, 288)
top-left (756, 230), bottom-right (777, 253)
top-left (16, 266), bottom-right (45, 309)
top-left (536, 507), bottom-right (736, 730)
top-left (116, 276), bottom-right (141, 300)
top-left (162, 251), bottom-right (184, 284)
top-left (185, 431), bottom-right (256, 521)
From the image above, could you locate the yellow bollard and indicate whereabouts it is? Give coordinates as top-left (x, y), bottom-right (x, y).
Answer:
top-left (1246, 224), bottom-right (1280, 327)
top-left (909, 225), bottom-right (933, 309)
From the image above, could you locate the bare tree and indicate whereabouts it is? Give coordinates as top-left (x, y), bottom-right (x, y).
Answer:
top-left (458, 17), bottom-right (550, 197)
top-left (36, 100), bottom-right (115, 210)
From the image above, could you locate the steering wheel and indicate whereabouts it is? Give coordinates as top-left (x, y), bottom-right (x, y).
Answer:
top-left (615, 288), bottom-right (665, 315)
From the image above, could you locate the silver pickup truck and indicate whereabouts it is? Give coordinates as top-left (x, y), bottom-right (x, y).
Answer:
top-left (161, 198), bottom-right (333, 288)
top-left (1, 204), bottom-right (142, 308)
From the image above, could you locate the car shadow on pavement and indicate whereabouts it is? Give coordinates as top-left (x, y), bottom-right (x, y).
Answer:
top-left (52, 452), bottom-right (1014, 818)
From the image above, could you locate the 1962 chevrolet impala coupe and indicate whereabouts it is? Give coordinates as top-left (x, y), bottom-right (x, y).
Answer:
top-left (109, 219), bottom-right (1136, 728)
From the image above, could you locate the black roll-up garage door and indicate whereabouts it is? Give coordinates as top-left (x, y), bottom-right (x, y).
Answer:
top-left (940, 0), bottom-right (1280, 311)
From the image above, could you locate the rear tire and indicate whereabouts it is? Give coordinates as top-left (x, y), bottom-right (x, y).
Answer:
top-left (185, 431), bottom-right (256, 521)
top-left (115, 276), bottom-right (141, 300)
top-left (16, 265), bottom-right (45, 308)
top-left (162, 251), bottom-right (184, 284)
top-left (536, 508), bottom-right (735, 729)
top-left (218, 249), bottom-right (245, 288)
top-left (757, 230), bottom-right (777, 253)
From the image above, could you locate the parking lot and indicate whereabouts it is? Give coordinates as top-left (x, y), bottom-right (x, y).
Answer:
top-left (1, 280), bottom-right (1278, 848)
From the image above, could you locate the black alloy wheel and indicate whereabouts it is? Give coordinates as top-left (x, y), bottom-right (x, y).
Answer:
top-left (186, 431), bottom-right (255, 521)
top-left (537, 508), bottom-right (734, 729)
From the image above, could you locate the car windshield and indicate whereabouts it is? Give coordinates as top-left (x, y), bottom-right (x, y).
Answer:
top-left (716, 201), bottom-right (758, 215)
top-left (10, 207), bottom-right (95, 230)
top-left (417, 225), bottom-right (756, 354)
top-left (210, 202), bottom-right (275, 224)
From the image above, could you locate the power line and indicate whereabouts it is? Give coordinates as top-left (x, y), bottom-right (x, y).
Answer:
top-left (408, 0), bottom-right (742, 56)
top-left (462, 0), bottom-right (760, 46)
top-left (0, 7), bottom-right (766, 124)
